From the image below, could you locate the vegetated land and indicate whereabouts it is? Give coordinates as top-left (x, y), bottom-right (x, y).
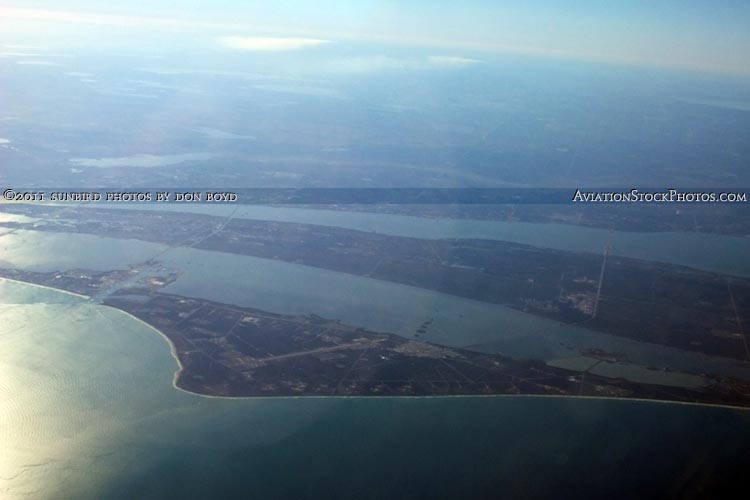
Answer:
top-left (1, 265), bottom-right (749, 406)
top-left (1, 204), bottom-right (749, 361)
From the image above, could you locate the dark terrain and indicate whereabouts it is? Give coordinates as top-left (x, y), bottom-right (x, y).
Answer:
top-left (1, 265), bottom-right (749, 406)
top-left (2, 204), bottom-right (749, 361)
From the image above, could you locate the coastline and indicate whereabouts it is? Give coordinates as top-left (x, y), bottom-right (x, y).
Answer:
top-left (0, 275), bottom-right (91, 300)
top-left (2, 275), bottom-right (749, 412)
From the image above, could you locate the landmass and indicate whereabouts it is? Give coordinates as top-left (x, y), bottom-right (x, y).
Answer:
top-left (300, 203), bottom-right (750, 237)
top-left (1, 204), bottom-right (748, 361)
top-left (0, 266), bottom-right (749, 406)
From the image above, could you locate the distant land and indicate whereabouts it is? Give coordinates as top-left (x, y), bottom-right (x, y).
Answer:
top-left (1, 204), bottom-right (749, 407)
top-left (2, 204), bottom-right (749, 361)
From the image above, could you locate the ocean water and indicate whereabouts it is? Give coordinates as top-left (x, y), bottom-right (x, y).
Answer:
top-left (1, 278), bottom-right (750, 500)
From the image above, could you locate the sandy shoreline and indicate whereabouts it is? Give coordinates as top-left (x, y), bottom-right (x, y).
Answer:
top-left (1, 276), bottom-right (748, 411)
top-left (0, 275), bottom-right (91, 300)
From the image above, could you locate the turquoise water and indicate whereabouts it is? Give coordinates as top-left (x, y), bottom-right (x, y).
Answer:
top-left (2, 278), bottom-right (750, 499)
top-left (4, 207), bottom-right (750, 497)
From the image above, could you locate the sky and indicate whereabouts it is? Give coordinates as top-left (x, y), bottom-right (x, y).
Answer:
top-left (1, 1), bottom-right (749, 75)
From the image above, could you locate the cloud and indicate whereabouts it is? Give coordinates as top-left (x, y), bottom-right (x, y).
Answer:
top-left (427, 56), bottom-right (482, 67)
top-left (319, 55), bottom-right (482, 74)
top-left (69, 153), bottom-right (213, 168)
top-left (252, 83), bottom-right (345, 99)
top-left (2, 6), bottom-right (749, 75)
top-left (16, 60), bottom-right (61, 66)
top-left (219, 36), bottom-right (332, 51)
top-left (0, 51), bottom-right (69, 58)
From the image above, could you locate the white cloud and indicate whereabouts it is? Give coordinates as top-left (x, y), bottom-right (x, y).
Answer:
top-left (219, 36), bottom-right (332, 51)
top-left (191, 127), bottom-right (256, 140)
top-left (3, 44), bottom-right (44, 49)
top-left (0, 51), bottom-right (69, 58)
top-left (319, 55), bottom-right (482, 74)
top-left (69, 153), bottom-right (213, 168)
top-left (427, 56), bottom-right (482, 67)
top-left (16, 60), bottom-right (61, 66)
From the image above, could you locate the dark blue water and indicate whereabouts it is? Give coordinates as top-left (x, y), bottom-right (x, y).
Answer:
top-left (2, 280), bottom-right (749, 500)
top-left (100, 397), bottom-right (750, 500)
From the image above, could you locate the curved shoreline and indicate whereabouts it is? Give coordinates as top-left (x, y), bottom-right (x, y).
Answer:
top-left (0, 276), bottom-right (91, 300)
top-left (2, 276), bottom-right (749, 412)
top-left (100, 304), bottom-right (188, 397)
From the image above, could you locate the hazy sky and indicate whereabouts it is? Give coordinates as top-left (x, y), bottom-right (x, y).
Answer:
top-left (2, 1), bottom-right (749, 75)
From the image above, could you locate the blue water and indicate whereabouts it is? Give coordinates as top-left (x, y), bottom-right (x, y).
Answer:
top-left (1, 279), bottom-right (749, 500)
top-left (89, 204), bottom-right (750, 277)
top-left (3, 229), bottom-right (749, 382)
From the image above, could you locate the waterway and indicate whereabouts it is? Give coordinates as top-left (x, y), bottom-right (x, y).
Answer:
top-left (1, 278), bottom-right (750, 499)
top-left (2, 229), bottom-right (749, 384)
top-left (87, 204), bottom-right (750, 276)
top-left (3, 210), bottom-right (750, 497)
